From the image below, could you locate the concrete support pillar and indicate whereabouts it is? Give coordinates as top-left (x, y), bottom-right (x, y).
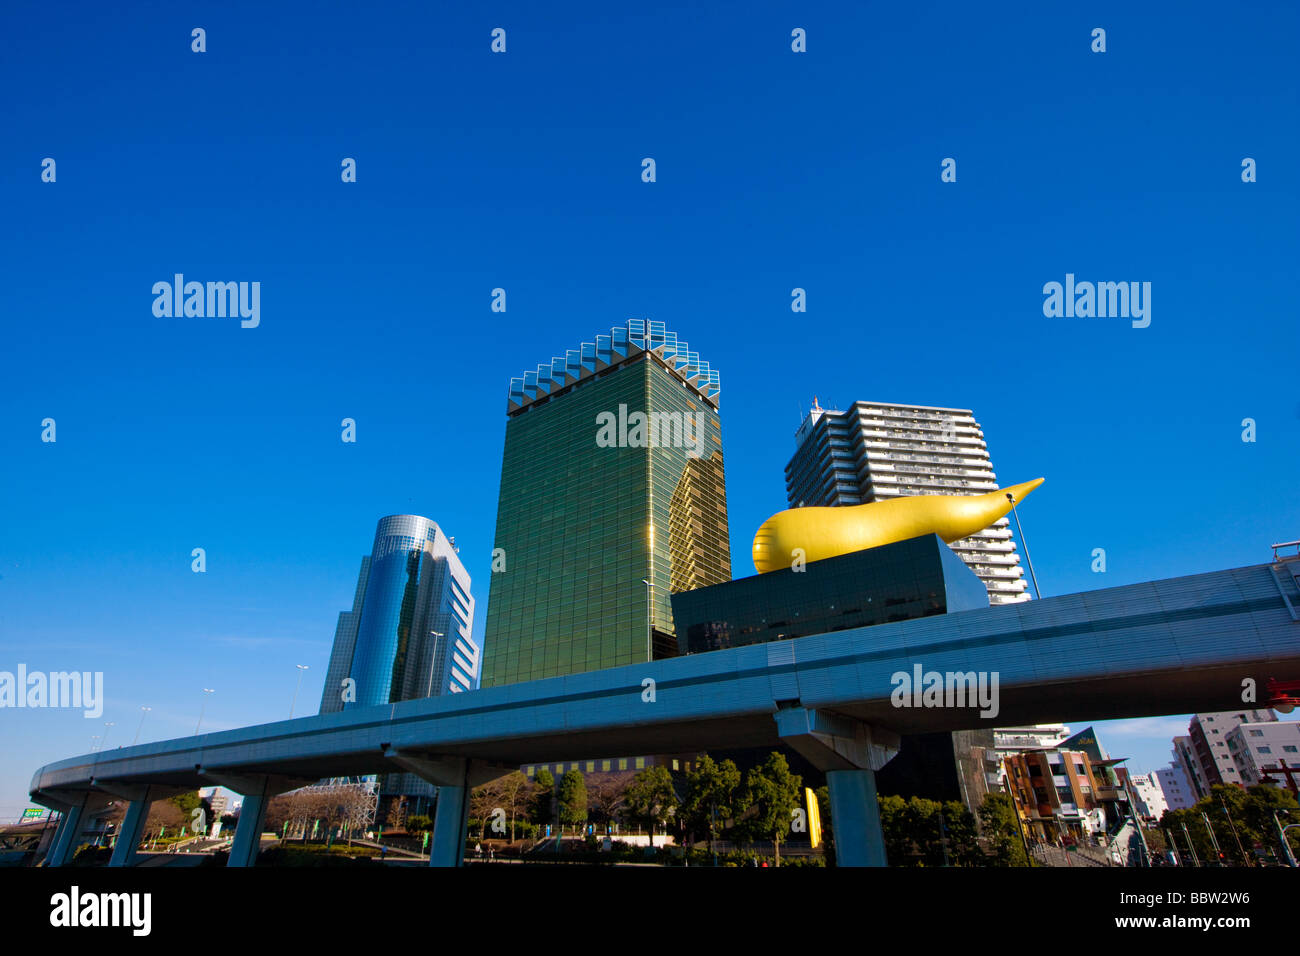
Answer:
top-left (382, 750), bottom-right (512, 868)
top-left (198, 771), bottom-right (307, 868)
top-left (774, 705), bottom-right (899, 868)
top-left (46, 796), bottom-right (90, 867)
top-left (429, 777), bottom-right (469, 868)
top-left (827, 769), bottom-right (888, 867)
top-left (227, 784), bottom-right (272, 868)
top-left (108, 790), bottom-right (152, 867)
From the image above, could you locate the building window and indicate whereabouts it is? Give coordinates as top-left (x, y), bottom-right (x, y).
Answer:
top-left (635, 757), bottom-right (646, 769)
top-left (1250, 730), bottom-right (1265, 737)
top-left (672, 759), bottom-right (679, 771)
top-left (1285, 746), bottom-right (1298, 754)
top-left (602, 759), bottom-right (612, 771)
top-left (1260, 747), bottom-right (1273, 754)
top-left (618, 758), bottom-right (628, 771)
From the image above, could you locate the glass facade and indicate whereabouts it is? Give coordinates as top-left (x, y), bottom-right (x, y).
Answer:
top-left (670, 534), bottom-right (988, 655)
top-left (483, 324), bottom-right (730, 687)
top-left (320, 516), bottom-right (478, 714)
top-left (318, 515), bottom-right (478, 814)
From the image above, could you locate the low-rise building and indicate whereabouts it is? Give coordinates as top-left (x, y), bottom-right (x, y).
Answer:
top-left (1002, 740), bottom-right (1132, 843)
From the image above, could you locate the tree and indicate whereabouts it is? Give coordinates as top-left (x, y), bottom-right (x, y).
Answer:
top-left (681, 754), bottom-right (741, 858)
top-left (624, 766), bottom-right (678, 847)
top-left (1240, 783), bottom-right (1300, 863)
top-left (558, 770), bottom-right (588, 833)
top-left (979, 793), bottom-right (1030, 867)
top-left (942, 800), bottom-right (983, 866)
top-left (878, 794), bottom-right (911, 864)
top-left (588, 771), bottom-right (635, 829)
top-left (469, 777), bottom-right (507, 840)
top-left (497, 771), bottom-right (531, 842)
top-left (385, 796), bottom-right (408, 832)
top-left (1161, 783), bottom-right (1300, 867)
top-left (531, 769), bottom-right (555, 828)
top-left (815, 786), bottom-right (834, 865)
top-left (737, 752), bottom-right (802, 866)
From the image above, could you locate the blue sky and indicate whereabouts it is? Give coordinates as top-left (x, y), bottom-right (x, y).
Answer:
top-left (2, 0), bottom-right (1297, 819)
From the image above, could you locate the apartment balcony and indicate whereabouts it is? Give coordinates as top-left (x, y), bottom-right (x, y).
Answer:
top-left (972, 566), bottom-right (1025, 579)
top-left (987, 578), bottom-right (1028, 592)
top-left (973, 552), bottom-right (1022, 566)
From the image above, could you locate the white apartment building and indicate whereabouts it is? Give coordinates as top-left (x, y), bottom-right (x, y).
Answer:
top-left (785, 399), bottom-right (1031, 604)
top-left (1173, 710), bottom-right (1278, 800)
top-left (1226, 720), bottom-right (1300, 787)
top-left (1129, 772), bottom-right (1169, 822)
top-left (1156, 762), bottom-right (1196, 810)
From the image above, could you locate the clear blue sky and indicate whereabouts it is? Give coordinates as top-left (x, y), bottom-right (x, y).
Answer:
top-left (2, 0), bottom-right (1297, 819)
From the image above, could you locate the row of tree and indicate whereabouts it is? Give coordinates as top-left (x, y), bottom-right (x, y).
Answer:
top-left (464, 755), bottom-right (1036, 866)
top-left (1158, 783), bottom-right (1300, 866)
top-left (467, 753), bottom-right (808, 863)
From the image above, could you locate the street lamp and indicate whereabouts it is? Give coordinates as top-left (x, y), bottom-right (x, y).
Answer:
top-left (1274, 810), bottom-right (1299, 867)
top-left (102, 722), bottom-right (115, 750)
top-left (427, 631), bottom-right (444, 694)
top-left (133, 706), bottom-right (151, 746)
top-left (91, 735), bottom-right (101, 753)
top-left (289, 664), bottom-right (309, 718)
top-left (641, 579), bottom-right (653, 663)
top-left (1005, 492), bottom-right (1042, 600)
top-left (195, 688), bottom-right (215, 735)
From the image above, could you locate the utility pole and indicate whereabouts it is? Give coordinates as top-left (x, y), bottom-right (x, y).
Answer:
top-left (1273, 811), bottom-right (1298, 867)
top-left (1180, 821), bottom-right (1201, 866)
top-left (1218, 794), bottom-right (1251, 866)
top-left (1202, 811), bottom-right (1224, 865)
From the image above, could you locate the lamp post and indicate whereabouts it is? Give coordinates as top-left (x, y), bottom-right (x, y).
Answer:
top-left (90, 735), bottom-right (101, 753)
top-left (102, 722), bottom-right (115, 750)
top-left (289, 664), bottom-right (309, 718)
top-left (195, 688), bottom-right (215, 735)
top-left (1180, 820), bottom-right (1201, 866)
top-left (641, 579), bottom-right (653, 662)
top-left (427, 631), bottom-right (444, 694)
top-left (1005, 492), bottom-right (1041, 600)
top-left (1274, 810), bottom-right (1299, 867)
top-left (132, 706), bottom-right (151, 746)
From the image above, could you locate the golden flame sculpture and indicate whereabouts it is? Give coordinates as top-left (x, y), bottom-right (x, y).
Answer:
top-left (752, 478), bottom-right (1045, 574)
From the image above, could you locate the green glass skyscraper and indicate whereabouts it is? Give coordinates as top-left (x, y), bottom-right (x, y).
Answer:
top-left (483, 319), bottom-right (730, 686)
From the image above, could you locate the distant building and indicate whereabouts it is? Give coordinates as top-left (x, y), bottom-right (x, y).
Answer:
top-left (483, 319), bottom-right (729, 685)
top-left (1226, 720), bottom-right (1300, 789)
top-left (320, 514), bottom-right (477, 715)
top-left (1129, 772), bottom-right (1168, 824)
top-left (1176, 710), bottom-right (1278, 799)
top-left (1002, 742), bottom-right (1132, 842)
top-left (979, 726), bottom-right (1072, 791)
top-left (198, 787), bottom-right (230, 819)
top-left (784, 399), bottom-right (1031, 605)
top-left (1156, 761), bottom-right (1196, 810)
top-left (319, 514), bottom-right (478, 816)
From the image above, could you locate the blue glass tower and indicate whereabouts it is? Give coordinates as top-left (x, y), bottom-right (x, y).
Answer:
top-left (321, 515), bottom-right (477, 715)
